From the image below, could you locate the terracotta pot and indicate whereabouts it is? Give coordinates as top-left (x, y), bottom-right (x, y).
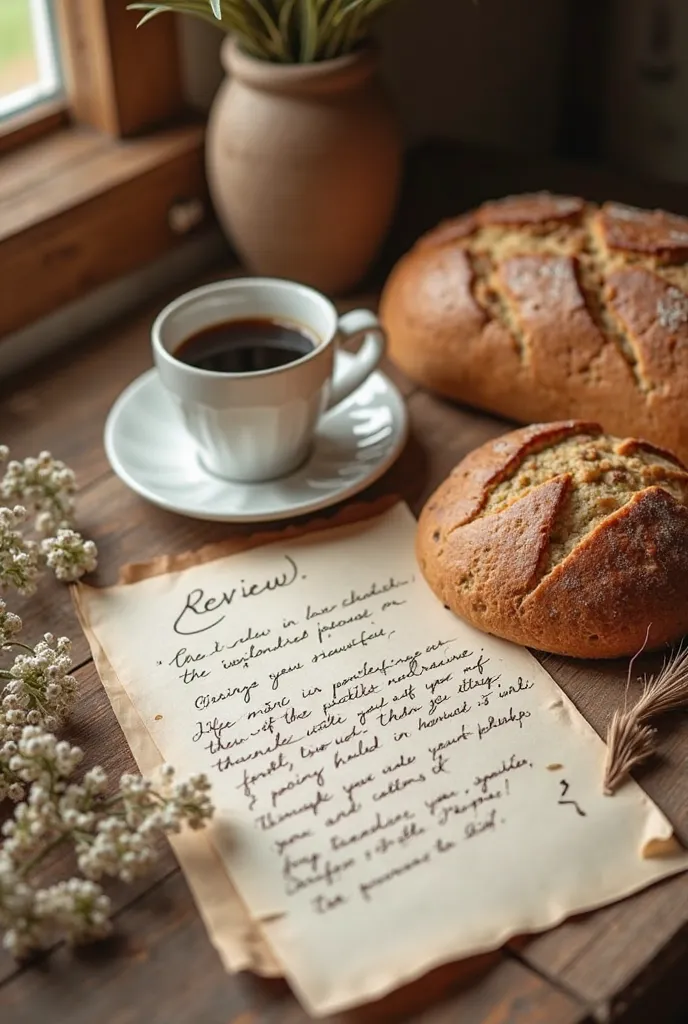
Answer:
top-left (206, 39), bottom-right (402, 295)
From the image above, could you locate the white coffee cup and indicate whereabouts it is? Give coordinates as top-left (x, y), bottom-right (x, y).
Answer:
top-left (151, 278), bottom-right (386, 483)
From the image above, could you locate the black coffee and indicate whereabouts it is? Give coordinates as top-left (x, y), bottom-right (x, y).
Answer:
top-left (174, 317), bottom-right (317, 374)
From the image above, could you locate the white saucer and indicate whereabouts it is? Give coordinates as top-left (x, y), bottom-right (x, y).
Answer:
top-left (104, 353), bottom-right (408, 523)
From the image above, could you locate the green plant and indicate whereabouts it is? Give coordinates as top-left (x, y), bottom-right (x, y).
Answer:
top-left (127, 0), bottom-right (400, 63)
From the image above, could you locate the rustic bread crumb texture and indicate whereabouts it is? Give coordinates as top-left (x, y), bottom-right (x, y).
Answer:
top-left (483, 432), bottom-right (688, 571)
top-left (417, 421), bottom-right (688, 659)
top-left (381, 193), bottom-right (688, 463)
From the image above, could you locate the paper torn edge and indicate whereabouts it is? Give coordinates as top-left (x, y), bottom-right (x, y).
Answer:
top-left (117, 495), bottom-right (400, 584)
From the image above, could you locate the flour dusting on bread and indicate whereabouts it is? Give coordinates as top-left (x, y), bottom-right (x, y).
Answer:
top-left (480, 432), bottom-right (688, 571)
top-left (381, 192), bottom-right (688, 462)
top-left (657, 287), bottom-right (688, 331)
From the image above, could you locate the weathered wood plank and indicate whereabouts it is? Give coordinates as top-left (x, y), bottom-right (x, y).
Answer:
top-left (513, 874), bottom-right (688, 1022)
top-left (56, 0), bottom-right (184, 139)
top-left (0, 866), bottom-right (591, 1024)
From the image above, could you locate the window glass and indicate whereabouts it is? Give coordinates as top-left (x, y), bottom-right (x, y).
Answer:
top-left (0, 0), bottom-right (60, 120)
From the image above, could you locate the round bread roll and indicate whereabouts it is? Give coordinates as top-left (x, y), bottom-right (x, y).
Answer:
top-left (380, 192), bottom-right (688, 464)
top-left (416, 421), bottom-right (688, 659)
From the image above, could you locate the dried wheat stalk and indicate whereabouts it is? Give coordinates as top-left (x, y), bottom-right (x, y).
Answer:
top-left (603, 713), bottom-right (657, 796)
top-left (603, 637), bottom-right (688, 795)
top-left (634, 643), bottom-right (688, 721)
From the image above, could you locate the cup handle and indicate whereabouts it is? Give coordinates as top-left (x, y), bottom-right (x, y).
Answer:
top-left (326, 309), bottom-right (386, 411)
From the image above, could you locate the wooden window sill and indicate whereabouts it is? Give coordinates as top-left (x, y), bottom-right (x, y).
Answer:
top-left (0, 101), bottom-right (70, 157)
top-left (0, 121), bottom-right (212, 339)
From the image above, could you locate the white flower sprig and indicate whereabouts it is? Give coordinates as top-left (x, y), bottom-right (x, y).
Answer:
top-left (0, 446), bottom-right (97, 588)
top-left (0, 739), bottom-right (212, 956)
top-left (0, 448), bottom-right (215, 958)
top-left (0, 598), bottom-right (22, 649)
top-left (42, 530), bottom-right (98, 583)
top-left (0, 449), bottom-right (77, 535)
top-left (0, 605), bottom-right (214, 957)
top-left (0, 506), bottom-right (40, 596)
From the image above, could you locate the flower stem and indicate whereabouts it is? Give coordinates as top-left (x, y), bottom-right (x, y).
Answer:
top-left (21, 834), bottom-right (69, 877)
top-left (5, 642), bottom-right (35, 654)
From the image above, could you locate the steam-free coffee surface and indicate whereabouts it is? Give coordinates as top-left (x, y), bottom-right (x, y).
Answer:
top-left (174, 318), bottom-right (316, 374)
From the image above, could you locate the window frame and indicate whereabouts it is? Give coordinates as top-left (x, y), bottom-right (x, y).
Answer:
top-left (0, 99), bottom-right (68, 156)
top-left (0, 0), bottom-right (213, 340)
top-left (56, 0), bottom-right (186, 137)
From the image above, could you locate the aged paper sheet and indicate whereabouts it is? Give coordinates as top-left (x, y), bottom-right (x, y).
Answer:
top-left (76, 503), bottom-right (688, 1017)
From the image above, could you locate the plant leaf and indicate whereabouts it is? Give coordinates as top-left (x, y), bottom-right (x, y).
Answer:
top-left (130, 0), bottom-right (399, 59)
top-left (243, 0), bottom-right (288, 59)
top-left (127, 5), bottom-right (163, 26)
top-left (128, 1), bottom-right (229, 29)
top-left (298, 0), bottom-right (319, 62)
top-left (277, 0), bottom-right (298, 61)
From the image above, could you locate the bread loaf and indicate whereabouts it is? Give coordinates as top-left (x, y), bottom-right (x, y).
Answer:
top-left (416, 421), bottom-right (688, 659)
top-left (380, 193), bottom-right (688, 463)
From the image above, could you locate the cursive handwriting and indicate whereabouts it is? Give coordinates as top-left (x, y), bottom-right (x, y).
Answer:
top-left (169, 557), bottom-right (550, 924)
top-left (173, 556), bottom-right (300, 635)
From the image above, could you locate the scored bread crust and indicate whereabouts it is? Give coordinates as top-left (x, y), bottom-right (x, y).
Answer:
top-left (380, 193), bottom-right (688, 464)
top-left (417, 421), bottom-right (688, 659)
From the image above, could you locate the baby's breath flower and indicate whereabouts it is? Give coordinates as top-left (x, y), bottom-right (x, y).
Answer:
top-left (0, 856), bottom-right (38, 957)
top-left (0, 448), bottom-right (96, 592)
top-left (1, 451), bottom-right (77, 535)
top-left (0, 449), bottom-right (212, 958)
top-left (8, 727), bottom-right (83, 790)
top-left (0, 448), bottom-right (201, 959)
top-left (153, 767), bottom-right (214, 832)
top-left (0, 507), bottom-right (40, 595)
top-left (7, 636), bottom-right (76, 723)
top-left (77, 817), bottom-right (157, 884)
top-left (0, 745), bottom-right (214, 953)
top-left (1, 878), bottom-right (112, 957)
top-left (35, 879), bottom-right (112, 946)
top-left (168, 773), bottom-right (214, 831)
top-left (2, 788), bottom-right (62, 861)
top-left (0, 598), bottom-right (22, 649)
top-left (82, 765), bottom-right (109, 796)
top-left (41, 529), bottom-right (98, 583)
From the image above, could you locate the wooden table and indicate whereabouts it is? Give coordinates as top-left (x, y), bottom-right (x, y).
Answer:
top-left (1, 145), bottom-right (688, 1024)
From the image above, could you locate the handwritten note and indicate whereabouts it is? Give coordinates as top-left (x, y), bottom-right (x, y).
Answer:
top-left (76, 504), bottom-right (688, 1017)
